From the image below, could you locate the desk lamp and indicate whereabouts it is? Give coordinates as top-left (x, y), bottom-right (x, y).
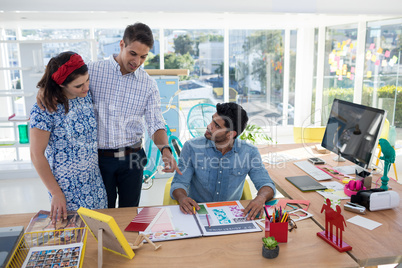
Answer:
top-left (379, 138), bottom-right (395, 190)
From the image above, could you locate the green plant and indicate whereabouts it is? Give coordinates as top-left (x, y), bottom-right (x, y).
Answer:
top-left (239, 124), bottom-right (273, 145)
top-left (262, 237), bottom-right (278, 250)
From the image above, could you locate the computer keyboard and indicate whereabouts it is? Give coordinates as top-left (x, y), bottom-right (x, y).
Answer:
top-left (293, 161), bottom-right (332, 181)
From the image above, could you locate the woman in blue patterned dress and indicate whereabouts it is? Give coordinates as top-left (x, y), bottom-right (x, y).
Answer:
top-left (30, 52), bottom-right (107, 223)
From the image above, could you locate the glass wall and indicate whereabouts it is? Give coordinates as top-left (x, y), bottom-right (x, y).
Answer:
top-left (229, 29), bottom-right (285, 129)
top-left (95, 28), bottom-right (160, 66)
top-left (162, 29), bottom-right (224, 139)
top-left (363, 19), bottom-right (402, 128)
top-left (321, 24), bottom-right (358, 123)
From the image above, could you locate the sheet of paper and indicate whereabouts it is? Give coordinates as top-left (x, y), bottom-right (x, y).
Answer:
top-left (333, 165), bottom-right (357, 175)
top-left (316, 181), bottom-right (349, 200)
top-left (138, 206), bottom-right (202, 242)
top-left (347, 216), bottom-right (382, 230)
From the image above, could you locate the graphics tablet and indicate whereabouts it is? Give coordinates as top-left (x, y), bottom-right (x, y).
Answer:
top-left (285, 175), bottom-right (328, 192)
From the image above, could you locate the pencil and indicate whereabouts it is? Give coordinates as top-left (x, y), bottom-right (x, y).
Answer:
top-left (206, 214), bottom-right (211, 227)
top-left (264, 206), bottom-right (270, 220)
top-left (193, 206), bottom-right (196, 214)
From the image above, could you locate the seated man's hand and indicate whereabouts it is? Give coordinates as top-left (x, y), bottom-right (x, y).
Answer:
top-left (242, 195), bottom-right (266, 220)
top-left (178, 196), bottom-right (200, 215)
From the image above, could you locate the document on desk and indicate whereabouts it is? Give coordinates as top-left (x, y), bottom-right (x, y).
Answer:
top-left (127, 201), bottom-right (261, 242)
top-left (195, 201), bottom-right (261, 237)
top-left (347, 216), bottom-right (382, 230)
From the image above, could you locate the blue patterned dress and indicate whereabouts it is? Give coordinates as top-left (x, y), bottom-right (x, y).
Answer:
top-left (30, 92), bottom-right (107, 210)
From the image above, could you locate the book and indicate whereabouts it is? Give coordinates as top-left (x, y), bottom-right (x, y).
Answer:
top-left (125, 201), bottom-right (262, 242)
top-left (21, 242), bottom-right (84, 268)
top-left (285, 175), bottom-right (327, 192)
top-left (25, 210), bottom-right (85, 246)
top-left (0, 226), bottom-right (24, 268)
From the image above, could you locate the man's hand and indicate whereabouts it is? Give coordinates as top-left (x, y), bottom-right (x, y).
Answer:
top-left (161, 149), bottom-right (182, 175)
top-left (242, 195), bottom-right (266, 220)
top-left (50, 192), bottom-right (68, 223)
top-left (177, 196), bottom-right (199, 215)
top-left (36, 87), bottom-right (57, 112)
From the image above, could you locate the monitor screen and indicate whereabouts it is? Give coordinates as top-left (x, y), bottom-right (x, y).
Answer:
top-left (321, 99), bottom-right (386, 169)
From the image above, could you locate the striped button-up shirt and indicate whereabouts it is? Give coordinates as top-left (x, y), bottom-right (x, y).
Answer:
top-left (88, 55), bottom-right (166, 149)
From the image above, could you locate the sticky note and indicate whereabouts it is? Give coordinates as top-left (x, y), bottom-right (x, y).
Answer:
top-left (371, 55), bottom-right (377, 62)
top-left (351, 67), bottom-right (355, 73)
top-left (369, 43), bottom-right (375, 50)
top-left (367, 71), bottom-right (372, 78)
top-left (392, 55), bottom-right (398, 63)
top-left (342, 69), bottom-right (347, 75)
top-left (375, 59), bottom-right (380, 66)
top-left (350, 43), bottom-right (354, 49)
top-left (347, 72), bottom-right (351, 78)
top-left (336, 70), bottom-right (341, 75)
top-left (366, 51), bottom-right (372, 60)
top-left (350, 74), bottom-right (354, 80)
top-left (384, 50), bottom-right (390, 57)
top-left (337, 42), bottom-right (341, 48)
top-left (338, 75), bottom-right (343, 81)
top-left (377, 47), bottom-right (383, 54)
top-left (382, 60), bottom-right (387, 67)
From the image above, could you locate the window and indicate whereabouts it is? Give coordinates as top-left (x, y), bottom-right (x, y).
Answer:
top-left (229, 29), bottom-right (285, 128)
top-left (321, 24), bottom-right (358, 123)
top-left (363, 19), bottom-right (402, 128)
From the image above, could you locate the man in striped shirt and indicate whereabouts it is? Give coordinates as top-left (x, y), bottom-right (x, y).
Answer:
top-left (91, 23), bottom-right (181, 208)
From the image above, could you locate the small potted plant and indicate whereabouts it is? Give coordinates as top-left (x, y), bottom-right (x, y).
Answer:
top-left (262, 236), bottom-right (279, 259)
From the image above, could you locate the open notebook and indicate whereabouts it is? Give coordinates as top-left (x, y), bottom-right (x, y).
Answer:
top-left (125, 201), bottom-right (261, 242)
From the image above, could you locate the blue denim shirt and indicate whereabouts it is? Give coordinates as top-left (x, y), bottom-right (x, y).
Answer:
top-left (170, 137), bottom-right (276, 202)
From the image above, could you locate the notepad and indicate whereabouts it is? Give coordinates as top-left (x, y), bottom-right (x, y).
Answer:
top-left (285, 175), bottom-right (327, 192)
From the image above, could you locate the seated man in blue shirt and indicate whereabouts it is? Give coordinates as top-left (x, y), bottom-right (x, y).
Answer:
top-left (171, 102), bottom-right (276, 220)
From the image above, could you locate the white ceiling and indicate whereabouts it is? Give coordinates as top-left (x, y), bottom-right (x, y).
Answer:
top-left (0, 0), bottom-right (401, 29)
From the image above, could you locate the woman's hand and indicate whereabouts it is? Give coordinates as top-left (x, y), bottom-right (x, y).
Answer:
top-left (50, 192), bottom-right (67, 223)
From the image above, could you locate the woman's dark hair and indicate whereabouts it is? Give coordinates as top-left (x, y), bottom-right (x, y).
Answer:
top-left (37, 51), bottom-right (88, 113)
top-left (123, 22), bottom-right (154, 49)
top-left (216, 102), bottom-right (248, 139)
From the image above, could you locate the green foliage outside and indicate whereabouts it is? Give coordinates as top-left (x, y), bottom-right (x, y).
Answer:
top-left (239, 124), bottom-right (274, 145)
top-left (145, 52), bottom-right (195, 80)
top-left (311, 85), bottom-right (402, 127)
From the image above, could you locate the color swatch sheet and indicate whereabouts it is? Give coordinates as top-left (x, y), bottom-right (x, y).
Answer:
top-left (125, 201), bottom-right (261, 242)
top-left (126, 205), bottom-right (202, 242)
top-left (195, 201), bottom-right (261, 236)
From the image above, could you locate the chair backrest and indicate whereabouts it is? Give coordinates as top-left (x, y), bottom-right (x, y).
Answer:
top-left (380, 118), bottom-right (390, 140)
top-left (293, 126), bottom-right (326, 143)
top-left (187, 103), bottom-right (216, 138)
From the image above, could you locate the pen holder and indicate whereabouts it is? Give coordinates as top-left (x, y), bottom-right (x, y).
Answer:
top-left (265, 219), bottom-right (288, 243)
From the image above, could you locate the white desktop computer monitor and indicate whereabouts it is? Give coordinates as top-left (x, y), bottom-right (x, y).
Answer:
top-left (321, 99), bottom-right (387, 170)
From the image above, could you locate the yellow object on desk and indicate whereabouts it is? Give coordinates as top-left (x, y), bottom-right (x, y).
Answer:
top-left (6, 227), bottom-right (88, 268)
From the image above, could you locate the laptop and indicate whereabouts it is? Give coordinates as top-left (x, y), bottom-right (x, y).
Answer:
top-left (0, 226), bottom-right (24, 268)
top-left (285, 175), bottom-right (327, 192)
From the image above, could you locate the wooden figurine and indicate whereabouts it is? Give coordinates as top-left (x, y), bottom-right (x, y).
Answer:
top-left (129, 234), bottom-right (162, 251)
top-left (317, 198), bottom-right (352, 252)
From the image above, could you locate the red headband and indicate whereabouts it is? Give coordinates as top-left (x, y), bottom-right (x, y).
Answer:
top-left (52, 54), bottom-right (85, 85)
